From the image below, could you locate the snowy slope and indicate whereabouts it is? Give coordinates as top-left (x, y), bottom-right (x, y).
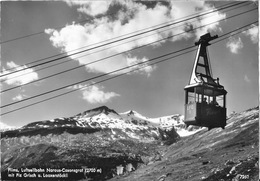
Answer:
top-left (120, 110), bottom-right (202, 137)
top-left (11, 106), bottom-right (179, 142)
top-left (20, 106), bottom-right (200, 138)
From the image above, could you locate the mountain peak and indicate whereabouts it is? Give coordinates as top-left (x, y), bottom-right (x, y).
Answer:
top-left (120, 110), bottom-right (149, 120)
top-left (79, 106), bottom-right (119, 117)
top-left (128, 110), bottom-right (135, 115)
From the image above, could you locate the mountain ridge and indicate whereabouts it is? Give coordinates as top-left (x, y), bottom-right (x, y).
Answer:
top-left (1, 106), bottom-right (258, 181)
top-left (2, 105), bottom-right (192, 138)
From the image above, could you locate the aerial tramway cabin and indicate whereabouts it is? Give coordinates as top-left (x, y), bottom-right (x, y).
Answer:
top-left (184, 33), bottom-right (227, 130)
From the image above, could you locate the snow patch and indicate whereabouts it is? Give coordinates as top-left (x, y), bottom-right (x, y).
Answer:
top-left (111, 129), bottom-right (116, 135)
top-left (39, 125), bottom-right (49, 128)
top-left (240, 118), bottom-right (258, 127)
top-left (177, 128), bottom-right (203, 137)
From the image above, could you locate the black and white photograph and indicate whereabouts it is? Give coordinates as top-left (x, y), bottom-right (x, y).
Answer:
top-left (0, 1), bottom-right (259, 180)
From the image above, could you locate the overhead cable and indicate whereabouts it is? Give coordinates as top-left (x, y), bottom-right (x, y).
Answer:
top-left (1, 45), bottom-right (196, 109)
top-left (1, 1), bottom-right (250, 83)
top-left (1, 22), bottom-right (257, 116)
top-left (0, 1), bottom-right (238, 46)
top-left (1, 48), bottom-right (197, 116)
top-left (1, 7), bottom-right (257, 93)
top-left (0, 1), bottom-right (248, 77)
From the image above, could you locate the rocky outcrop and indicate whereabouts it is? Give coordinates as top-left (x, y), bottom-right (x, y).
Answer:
top-left (158, 126), bottom-right (180, 145)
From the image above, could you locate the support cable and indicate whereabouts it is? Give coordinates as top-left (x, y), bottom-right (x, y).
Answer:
top-left (0, 21), bottom-right (257, 116)
top-left (1, 8), bottom-right (257, 93)
top-left (0, 1), bottom-right (248, 77)
top-left (1, 1), bottom-right (250, 83)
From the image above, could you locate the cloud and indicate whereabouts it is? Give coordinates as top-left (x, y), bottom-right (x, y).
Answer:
top-left (244, 74), bottom-right (251, 83)
top-left (0, 61), bottom-right (39, 86)
top-left (126, 56), bottom-right (156, 77)
top-left (71, 84), bottom-right (120, 104)
top-left (169, 1), bottom-right (226, 39)
top-left (243, 24), bottom-right (258, 44)
top-left (12, 94), bottom-right (25, 101)
top-left (65, 0), bottom-right (111, 16)
top-left (226, 37), bottom-right (243, 54)
top-left (0, 121), bottom-right (16, 130)
top-left (46, 1), bottom-right (226, 76)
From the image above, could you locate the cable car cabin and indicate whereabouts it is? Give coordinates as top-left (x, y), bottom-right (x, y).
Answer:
top-left (184, 82), bottom-right (227, 129)
top-left (184, 33), bottom-right (227, 130)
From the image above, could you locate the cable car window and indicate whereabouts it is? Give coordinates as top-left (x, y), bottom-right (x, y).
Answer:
top-left (197, 93), bottom-right (202, 103)
top-left (209, 96), bottom-right (213, 104)
top-left (187, 92), bottom-right (195, 104)
top-left (216, 95), bottom-right (224, 108)
top-left (202, 96), bottom-right (208, 104)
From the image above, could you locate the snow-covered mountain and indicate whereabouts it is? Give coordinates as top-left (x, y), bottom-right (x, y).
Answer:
top-left (149, 114), bottom-right (203, 137)
top-left (120, 109), bottom-right (202, 137)
top-left (23, 106), bottom-right (155, 130)
top-left (20, 106), bottom-right (198, 138)
top-left (2, 106), bottom-right (181, 143)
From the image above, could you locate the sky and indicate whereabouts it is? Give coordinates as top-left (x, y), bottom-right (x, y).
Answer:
top-left (0, 1), bottom-right (258, 128)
